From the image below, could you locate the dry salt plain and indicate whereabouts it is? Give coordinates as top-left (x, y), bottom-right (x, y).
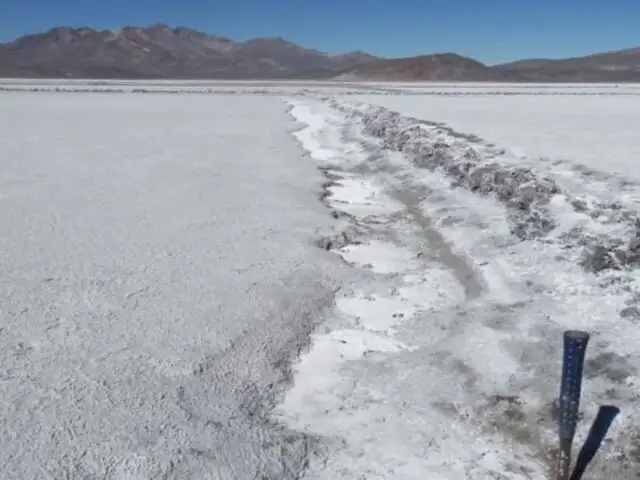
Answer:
top-left (1, 79), bottom-right (640, 479)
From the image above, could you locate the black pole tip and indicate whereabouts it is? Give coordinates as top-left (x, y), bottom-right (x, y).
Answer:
top-left (564, 330), bottom-right (590, 342)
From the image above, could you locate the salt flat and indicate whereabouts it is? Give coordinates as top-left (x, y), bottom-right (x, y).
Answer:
top-left (4, 83), bottom-right (640, 480)
top-left (276, 90), bottom-right (640, 479)
top-left (0, 92), bottom-right (352, 479)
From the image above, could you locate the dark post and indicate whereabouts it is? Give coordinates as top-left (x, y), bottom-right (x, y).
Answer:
top-left (556, 330), bottom-right (590, 480)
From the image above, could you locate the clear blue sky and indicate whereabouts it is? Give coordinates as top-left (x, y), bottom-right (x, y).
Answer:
top-left (1, 0), bottom-right (639, 64)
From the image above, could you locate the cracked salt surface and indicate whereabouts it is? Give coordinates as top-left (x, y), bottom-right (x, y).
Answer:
top-left (338, 240), bottom-right (420, 274)
top-left (277, 94), bottom-right (640, 479)
top-left (278, 99), bottom-right (541, 479)
top-left (325, 177), bottom-right (404, 218)
top-left (335, 272), bottom-right (459, 334)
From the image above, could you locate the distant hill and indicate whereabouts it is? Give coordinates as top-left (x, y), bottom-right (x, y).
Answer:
top-left (0, 25), bottom-right (381, 79)
top-left (1, 25), bottom-right (639, 82)
top-left (334, 53), bottom-right (504, 82)
top-left (493, 47), bottom-right (640, 82)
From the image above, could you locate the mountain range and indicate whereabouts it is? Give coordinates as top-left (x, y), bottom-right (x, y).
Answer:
top-left (1, 25), bottom-right (639, 82)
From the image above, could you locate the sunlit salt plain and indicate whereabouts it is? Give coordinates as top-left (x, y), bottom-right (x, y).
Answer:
top-left (2, 83), bottom-right (640, 480)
